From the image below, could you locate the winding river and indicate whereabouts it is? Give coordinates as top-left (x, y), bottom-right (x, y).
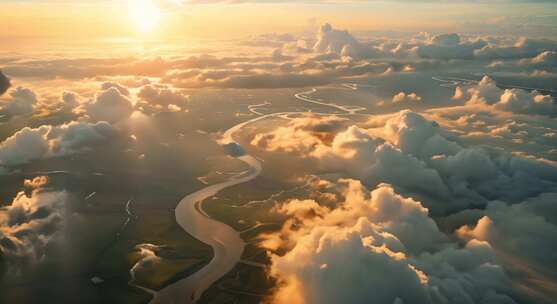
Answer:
top-left (150, 86), bottom-right (365, 304)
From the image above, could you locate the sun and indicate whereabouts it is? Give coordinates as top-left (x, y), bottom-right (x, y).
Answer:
top-left (128, 0), bottom-right (161, 33)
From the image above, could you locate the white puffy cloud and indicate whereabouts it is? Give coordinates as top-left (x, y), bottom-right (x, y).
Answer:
top-left (454, 76), bottom-right (555, 115)
top-left (76, 87), bottom-right (134, 123)
top-left (457, 194), bottom-right (557, 302)
top-left (0, 121), bottom-right (115, 173)
top-left (101, 82), bottom-right (131, 96)
top-left (494, 88), bottom-right (554, 115)
top-left (313, 23), bottom-right (380, 59)
top-left (0, 87), bottom-right (37, 117)
top-left (251, 114), bottom-right (349, 155)
top-left (461, 76), bottom-right (502, 105)
top-left (262, 181), bottom-right (517, 304)
top-left (367, 113), bottom-right (557, 208)
top-left (475, 37), bottom-right (557, 60)
top-left (314, 23), bottom-right (361, 54)
top-left (392, 92), bottom-right (422, 104)
top-left (61, 91), bottom-right (81, 108)
top-left (137, 84), bottom-right (189, 105)
top-left (414, 33), bottom-right (487, 60)
top-left (0, 177), bottom-right (67, 275)
top-left (458, 198), bottom-right (557, 271)
top-left (381, 91), bottom-right (425, 107)
top-left (258, 118), bottom-right (451, 200)
top-left (373, 110), bottom-right (462, 159)
top-left (252, 105), bottom-right (557, 302)
top-left (252, 110), bottom-right (557, 212)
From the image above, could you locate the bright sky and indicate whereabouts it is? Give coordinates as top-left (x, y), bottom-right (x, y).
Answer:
top-left (1, 0), bottom-right (556, 50)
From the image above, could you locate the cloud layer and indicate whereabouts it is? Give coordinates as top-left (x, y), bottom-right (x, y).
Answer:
top-left (252, 110), bottom-right (557, 213)
top-left (0, 121), bottom-right (115, 174)
top-left (261, 180), bottom-right (518, 304)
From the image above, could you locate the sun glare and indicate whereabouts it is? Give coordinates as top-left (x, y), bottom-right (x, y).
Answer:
top-left (128, 0), bottom-right (161, 33)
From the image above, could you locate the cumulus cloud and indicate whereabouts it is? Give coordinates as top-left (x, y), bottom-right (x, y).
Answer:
top-left (458, 197), bottom-right (557, 272)
top-left (415, 33), bottom-right (485, 59)
top-left (0, 176), bottom-right (67, 275)
top-left (137, 84), bottom-right (189, 105)
top-left (476, 37), bottom-right (557, 60)
top-left (249, 93), bottom-right (557, 303)
top-left (0, 121), bottom-right (115, 173)
top-left (389, 33), bottom-right (557, 62)
top-left (392, 92), bottom-right (422, 104)
top-left (313, 23), bottom-right (380, 59)
top-left (251, 114), bottom-right (349, 155)
top-left (101, 82), bottom-right (131, 96)
top-left (460, 76), bottom-right (504, 105)
top-left (494, 88), bottom-right (555, 115)
top-left (454, 76), bottom-right (555, 115)
top-left (456, 194), bottom-right (557, 302)
top-left (0, 87), bottom-right (37, 117)
top-left (61, 91), bottom-right (81, 108)
top-left (252, 110), bottom-right (557, 212)
top-left (262, 180), bottom-right (517, 304)
top-left (254, 113), bottom-right (452, 204)
top-left (314, 23), bottom-right (359, 54)
top-left (76, 87), bottom-right (134, 123)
